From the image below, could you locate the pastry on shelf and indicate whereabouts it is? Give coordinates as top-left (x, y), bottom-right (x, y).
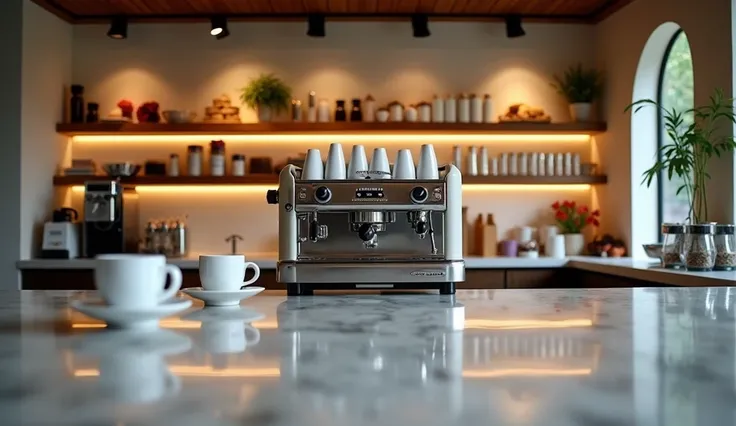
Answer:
top-left (203, 94), bottom-right (241, 123)
top-left (498, 103), bottom-right (551, 123)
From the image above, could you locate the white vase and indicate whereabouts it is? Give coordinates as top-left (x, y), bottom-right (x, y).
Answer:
top-left (569, 103), bottom-right (593, 122)
top-left (564, 233), bottom-right (585, 256)
top-left (257, 105), bottom-right (272, 122)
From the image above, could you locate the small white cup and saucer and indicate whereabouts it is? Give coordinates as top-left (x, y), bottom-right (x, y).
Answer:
top-left (182, 255), bottom-right (265, 307)
top-left (70, 254), bottom-right (192, 330)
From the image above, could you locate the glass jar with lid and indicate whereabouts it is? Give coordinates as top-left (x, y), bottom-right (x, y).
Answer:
top-left (714, 224), bottom-right (736, 271)
top-left (661, 223), bottom-right (686, 269)
top-left (684, 223), bottom-right (716, 271)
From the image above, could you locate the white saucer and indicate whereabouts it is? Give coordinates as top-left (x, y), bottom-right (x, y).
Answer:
top-left (70, 298), bottom-right (192, 330)
top-left (182, 286), bottom-right (265, 307)
top-left (181, 306), bottom-right (266, 323)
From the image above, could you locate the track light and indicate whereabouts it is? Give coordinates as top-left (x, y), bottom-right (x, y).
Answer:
top-left (307, 14), bottom-right (326, 37)
top-left (107, 16), bottom-right (128, 40)
top-left (411, 14), bottom-right (431, 38)
top-left (505, 15), bottom-right (525, 38)
top-left (210, 16), bottom-right (229, 39)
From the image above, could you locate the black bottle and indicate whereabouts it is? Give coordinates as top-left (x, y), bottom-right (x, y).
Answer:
top-left (70, 85), bottom-right (85, 123)
top-left (86, 103), bottom-right (99, 123)
top-left (350, 98), bottom-right (362, 121)
top-left (334, 100), bottom-right (346, 122)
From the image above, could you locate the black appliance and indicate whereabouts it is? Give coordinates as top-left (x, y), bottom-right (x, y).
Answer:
top-left (83, 180), bottom-right (140, 257)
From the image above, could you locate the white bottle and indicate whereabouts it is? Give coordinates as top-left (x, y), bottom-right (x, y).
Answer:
top-left (363, 95), bottom-right (376, 122)
top-left (546, 152), bottom-right (555, 176)
top-left (168, 154), bottom-right (180, 177)
top-left (556, 153), bottom-right (564, 176)
top-left (317, 99), bottom-right (330, 123)
top-left (432, 96), bottom-right (444, 123)
top-left (452, 145), bottom-right (462, 171)
top-left (499, 153), bottom-right (509, 176)
top-left (490, 157), bottom-right (499, 176)
top-left (573, 153), bottom-right (581, 176)
top-left (564, 152), bottom-right (573, 176)
top-left (466, 146), bottom-right (478, 176)
top-left (509, 153), bottom-right (518, 176)
top-left (529, 152), bottom-right (539, 176)
top-left (444, 95), bottom-right (457, 123)
top-left (538, 153), bottom-right (546, 176)
top-left (519, 152), bottom-right (528, 176)
top-left (482, 94), bottom-right (493, 123)
top-left (470, 95), bottom-right (483, 123)
top-left (307, 91), bottom-right (317, 123)
top-left (480, 147), bottom-right (489, 176)
top-left (418, 102), bottom-right (432, 123)
top-left (458, 94), bottom-right (470, 123)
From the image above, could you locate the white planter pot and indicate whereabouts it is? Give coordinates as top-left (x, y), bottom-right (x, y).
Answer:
top-left (564, 233), bottom-right (585, 256)
top-left (569, 102), bottom-right (593, 122)
top-left (257, 105), bottom-right (272, 122)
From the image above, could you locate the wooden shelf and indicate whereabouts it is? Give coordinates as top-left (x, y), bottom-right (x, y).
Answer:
top-left (53, 174), bottom-right (607, 186)
top-left (56, 122), bottom-right (607, 136)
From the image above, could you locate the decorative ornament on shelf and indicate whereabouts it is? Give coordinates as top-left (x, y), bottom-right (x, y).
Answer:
top-left (239, 73), bottom-right (292, 122)
top-left (551, 200), bottom-right (600, 255)
top-left (135, 102), bottom-right (161, 123)
top-left (588, 234), bottom-right (627, 258)
top-left (550, 63), bottom-right (604, 122)
top-left (627, 88), bottom-right (736, 225)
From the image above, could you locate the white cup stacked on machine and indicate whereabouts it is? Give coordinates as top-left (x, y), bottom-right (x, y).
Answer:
top-left (302, 143), bottom-right (441, 180)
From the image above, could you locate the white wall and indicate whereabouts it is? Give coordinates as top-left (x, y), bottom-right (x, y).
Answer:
top-left (0, 0), bottom-right (23, 287)
top-left (67, 22), bottom-right (599, 255)
top-left (595, 0), bottom-right (734, 258)
top-left (21, 0), bottom-right (72, 258)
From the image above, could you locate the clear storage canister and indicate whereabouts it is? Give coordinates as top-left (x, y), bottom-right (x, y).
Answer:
top-left (714, 224), bottom-right (736, 271)
top-left (661, 223), bottom-right (685, 269)
top-left (684, 223), bottom-right (716, 271)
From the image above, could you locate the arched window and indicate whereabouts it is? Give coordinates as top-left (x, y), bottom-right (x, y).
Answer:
top-left (657, 30), bottom-right (694, 228)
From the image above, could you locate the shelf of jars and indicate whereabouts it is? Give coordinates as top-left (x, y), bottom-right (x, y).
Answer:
top-left (55, 122), bottom-right (608, 136)
top-left (52, 174), bottom-right (608, 186)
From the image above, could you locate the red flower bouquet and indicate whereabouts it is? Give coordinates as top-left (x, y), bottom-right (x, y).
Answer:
top-left (551, 200), bottom-right (600, 234)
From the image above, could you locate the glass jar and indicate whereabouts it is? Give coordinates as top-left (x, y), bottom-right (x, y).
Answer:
top-left (350, 98), bottom-right (362, 122)
top-left (231, 154), bottom-right (246, 176)
top-left (334, 100), bottom-right (347, 122)
top-left (187, 145), bottom-right (203, 176)
top-left (684, 223), bottom-right (716, 271)
top-left (661, 223), bottom-right (685, 269)
top-left (86, 103), bottom-right (99, 123)
top-left (210, 140), bottom-right (226, 176)
top-left (714, 224), bottom-right (736, 271)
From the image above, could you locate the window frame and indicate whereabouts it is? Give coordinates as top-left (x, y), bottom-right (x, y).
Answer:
top-left (656, 28), bottom-right (685, 240)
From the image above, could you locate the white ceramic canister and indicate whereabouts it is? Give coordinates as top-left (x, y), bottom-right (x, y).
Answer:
top-left (417, 102), bottom-right (431, 122)
top-left (480, 146), bottom-right (489, 176)
top-left (490, 157), bottom-right (499, 176)
top-left (405, 105), bottom-right (418, 122)
top-left (317, 98), bottom-right (330, 123)
top-left (509, 152), bottom-right (518, 176)
top-left (389, 102), bottom-right (404, 122)
top-left (573, 153), bottom-right (581, 176)
top-left (499, 153), bottom-right (508, 176)
top-left (432, 96), bottom-right (444, 123)
top-left (231, 154), bottom-right (246, 176)
top-left (519, 152), bottom-right (528, 176)
top-left (482, 94), bottom-right (493, 123)
top-left (363, 94), bottom-right (376, 122)
top-left (470, 94), bottom-right (483, 123)
top-left (444, 95), bottom-right (457, 123)
top-left (452, 145), bottom-right (462, 171)
top-left (538, 153), bottom-right (546, 176)
top-left (307, 91), bottom-right (317, 123)
top-left (564, 152), bottom-right (573, 176)
top-left (556, 153), bottom-right (564, 176)
top-left (466, 146), bottom-right (478, 176)
top-left (457, 94), bottom-right (470, 123)
top-left (168, 154), bottom-right (180, 177)
top-left (546, 152), bottom-right (555, 176)
top-left (529, 152), bottom-right (539, 176)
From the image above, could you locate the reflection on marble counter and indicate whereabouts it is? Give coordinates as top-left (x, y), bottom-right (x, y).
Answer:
top-left (3, 288), bottom-right (736, 425)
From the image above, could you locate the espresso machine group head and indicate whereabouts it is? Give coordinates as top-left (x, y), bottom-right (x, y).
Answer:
top-left (266, 163), bottom-right (464, 296)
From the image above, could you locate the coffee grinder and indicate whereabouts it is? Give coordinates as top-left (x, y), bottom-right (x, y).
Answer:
top-left (83, 180), bottom-right (140, 257)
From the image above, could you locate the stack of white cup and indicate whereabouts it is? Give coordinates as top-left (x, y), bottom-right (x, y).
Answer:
top-left (302, 143), bottom-right (440, 180)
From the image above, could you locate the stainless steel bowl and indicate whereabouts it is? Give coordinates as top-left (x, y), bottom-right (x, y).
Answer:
top-left (642, 243), bottom-right (663, 259)
top-left (102, 162), bottom-right (142, 177)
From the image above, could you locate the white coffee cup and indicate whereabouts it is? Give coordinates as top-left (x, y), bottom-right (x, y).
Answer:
top-left (95, 254), bottom-right (183, 309)
top-left (201, 321), bottom-right (261, 354)
top-left (199, 255), bottom-right (261, 291)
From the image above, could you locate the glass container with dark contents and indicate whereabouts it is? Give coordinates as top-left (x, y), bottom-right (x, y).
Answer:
top-left (350, 98), bottom-right (362, 121)
top-left (684, 223), bottom-right (716, 271)
top-left (334, 100), bottom-right (347, 122)
top-left (661, 223), bottom-right (685, 269)
top-left (714, 224), bottom-right (736, 271)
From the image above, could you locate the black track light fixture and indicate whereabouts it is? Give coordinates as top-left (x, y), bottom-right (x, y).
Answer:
top-left (307, 14), bottom-right (326, 37)
top-left (210, 16), bottom-right (230, 39)
top-left (107, 16), bottom-right (128, 40)
top-left (505, 15), bottom-right (525, 38)
top-left (411, 14), bottom-right (431, 38)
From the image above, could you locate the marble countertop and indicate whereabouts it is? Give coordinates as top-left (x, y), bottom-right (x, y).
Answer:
top-left (3, 288), bottom-right (736, 425)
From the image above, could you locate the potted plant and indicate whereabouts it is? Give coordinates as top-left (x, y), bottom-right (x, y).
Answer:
top-left (626, 89), bottom-right (736, 224)
top-left (239, 73), bottom-right (292, 122)
top-left (551, 201), bottom-right (600, 255)
top-left (550, 64), bottom-right (604, 122)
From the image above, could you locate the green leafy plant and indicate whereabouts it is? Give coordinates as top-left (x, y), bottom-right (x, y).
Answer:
top-left (239, 73), bottom-right (292, 113)
top-left (626, 89), bottom-right (736, 223)
top-left (550, 64), bottom-right (604, 103)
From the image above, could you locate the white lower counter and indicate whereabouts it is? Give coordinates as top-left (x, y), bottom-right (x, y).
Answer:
top-left (15, 255), bottom-right (736, 287)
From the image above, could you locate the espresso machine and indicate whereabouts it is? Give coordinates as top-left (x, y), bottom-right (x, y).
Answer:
top-left (82, 180), bottom-right (140, 257)
top-left (266, 163), bottom-right (464, 295)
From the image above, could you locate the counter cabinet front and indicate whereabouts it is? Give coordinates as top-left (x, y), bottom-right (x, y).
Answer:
top-left (19, 267), bottom-right (659, 290)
